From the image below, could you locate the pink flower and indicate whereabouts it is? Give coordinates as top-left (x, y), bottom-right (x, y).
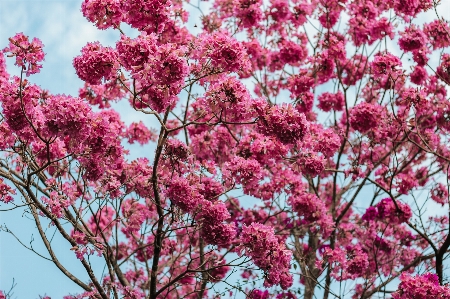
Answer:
top-left (369, 18), bottom-right (395, 44)
top-left (289, 192), bottom-right (327, 222)
top-left (0, 77), bottom-right (42, 134)
top-left (0, 52), bottom-right (9, 81)
top-left (291, 3), bottom-right (313, 26)
top-left (201, 222), bottom-right (236, 246)
top-left (116, 33), bottom-right (158, 71)
top-left (412, 47), bottom-right (431, 66)
top-left (399, 25), bottom-right (428, 52)
top-left (205, 76), bottom-right (254, 122)
top-left (42, 95), bottom-right (93, 142)
top-left (318, 91), bottom-right (345, 112)
top-left (392, 273), bottom-right (450, 299)
top-left (0, 178), bottom-right (15, 204)
top-left (288, 70), bottom-right (315, 96)
top-left (341, 54), bottom-right (368, 86)
top-left (88, 206), bottom-right (116, 239)
top-left (424, 20), bottom-right (450, 50)
top-left (393, 0), bottom-right (433, 19)
top-left (298, 153), bottom-right (325, 177)
top-left (320, 31), bottom-right (346, 60)
top-left (165, 176), bottom-right (204, 212)
top-left (223, 156), bottom-right (263, 185)
top-left (198, 200), bottom-right (231, 224)
top-left (73, 42), bottom-right (119, 85)
top-left (371, 52), bottom-right (402, 78)
top-left (399, 88), bottom-right (426, 108)
top-left (361, 198), bottom-right (412, 224)
top-left (241, 223), bottom-right (293, 289)
top-left (431, 183), bottom-right (448, 205)
top-left (130, 84), bottom-right (179, 113)
top-left (257, 103), bottom-right (309, 144)
top-left (346, 248), bottom-right (369, 276)
top-left (248, 289), bottom-right (269, 299)
top-left (3, 33), bottom-right (45, 76)
top-left (318, 0), bottom-right (343, 28)
top-left (312, 51), bottom-right (335, 84)
top-left (277, 39), bottom-right (307, 67)
top-left (152, 44), bottom-right (189, 86)
top-left (81, 0), bottom-right (123, 30)
top-left (269, 0), bottom-right (290, 23)
top-left (276, 292), bottom-right (297, 299)
top-left (437, 53), bottom-right (450, 85)
top-left (410, 65), bottom-right (428, 85)
top-left (313, 128), bottom-right (341, 158)
top-left (294, 91), bottom-right (314, 114)
top-left (195, 31), bottom-right (251, 73)
top-left (235, 0), bottom-right (263, 28)
top-left (349, 102), bottom-right (383, 133)
top-left (71, 230), bottom-right (88, 245)
top-left (121, 200), bottom-right (151, 236)
top-left (395, 172), bottom-right (419, 194)
top-left (0, 123), bottom-right (16, 150)
top-left (199, 177), bottom-right (224, 201)
top-left (125, 121), bottom-right (157, 145)
top-left (79, 80), bottom-right (125, 108)
top-left (41, 191), bottom-right (69, 218)
top-left (323, 245), bottom-right (369, 280)
top-left (122, 0), bottom-right (173, 33)
top-left (163, 139), bottom-right (190, 160)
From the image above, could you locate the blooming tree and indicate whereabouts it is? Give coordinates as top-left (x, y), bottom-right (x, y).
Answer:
top-left (1, 0), bottom-right (450, 298)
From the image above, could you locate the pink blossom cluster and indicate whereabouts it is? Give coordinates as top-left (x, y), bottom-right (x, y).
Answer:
top-left (437, 53), bottom-right (450, 85)
top-left (0, 123), bottom-right (15, 150)
top-left (257, 103), bottom-right (309, 144)
top-left (3, 32), bottom-right (45, 76)
top-left (0, 178), bottom-right (15, 204)
top-left (73, 42), bottom-right (119, 85)
top-left (122, 0), bottom-right (176, 34)
top-left (317, 91), bottom-right (345, 112)
top-left (164, 173), bottom-right (236, 247)
top-left (362, 198), bottom-right (412, 224)
top-left (42, 95), bottom-right (93, 141)
top-left (399, 25), bottom-right (429, 52)
top-left (116, 34), bottom-right (188, 112)
top-left (322, 245), bottom-right (369, 280)
top-left (204, 76), bottom-right (254, 122)
top-left (194, 31), bottom-right (251, 73)
top-left (392, 273), bottom-right (450, 299)
top-left (371, 52), bottom-right (403, 82)
top-left (81, 0), bottom-right (123, 30)
top-left (349, 102), bottom-right (383, 133)
top-left (288, 191), bottom-right (334, 235)
top-left (0, 53), bottom-right (9, 83)
top-left (248, 289), bottom-right (269, 299)
top-left (223, 156), bottom-right (264, 189)
top-left (424, 20), bottom-right (450, 50)
top-left (125, 121), bottom-right (157, 145)
top-left (241, 223), bottom-right (293, 289)
top-left (0, 76), bottom-right (42, 133)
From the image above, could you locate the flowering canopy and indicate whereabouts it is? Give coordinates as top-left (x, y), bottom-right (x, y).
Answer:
top-left (1, 0), bottom-right (450, 298)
